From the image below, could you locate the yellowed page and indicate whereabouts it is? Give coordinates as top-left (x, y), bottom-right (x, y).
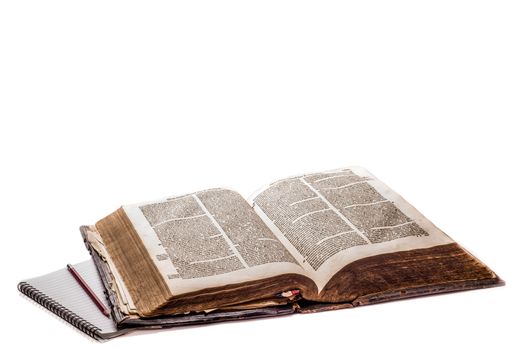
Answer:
top-left (250, 166), bottom-right (453, 291)
top-left (123, 188), bottom-right (305, 296)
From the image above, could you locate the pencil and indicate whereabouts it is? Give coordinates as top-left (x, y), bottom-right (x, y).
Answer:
top-left (67, 263), bottom-right (111, 318)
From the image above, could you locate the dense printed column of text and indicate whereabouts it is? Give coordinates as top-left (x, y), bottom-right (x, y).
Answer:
top-left (139, 189), bottom-right (298, 279)
top-left (253, 169), bottom-right (427, 270)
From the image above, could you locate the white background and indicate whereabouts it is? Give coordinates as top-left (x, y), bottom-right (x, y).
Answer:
top-left (1, 1), bottom-right (522, 348)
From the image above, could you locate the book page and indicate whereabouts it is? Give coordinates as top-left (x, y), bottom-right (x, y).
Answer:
top-left (250, 166), bottom-right (453, 291)
top-left (123, 188), bottom-right (305, 296)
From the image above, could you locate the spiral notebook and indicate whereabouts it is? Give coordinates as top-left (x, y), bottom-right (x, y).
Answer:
top-left (18, 259), bottom-right (297, 340)
top-left (18, 260), bottom-right (126, 340)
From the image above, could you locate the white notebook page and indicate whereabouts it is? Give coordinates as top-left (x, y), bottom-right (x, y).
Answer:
top-left (23, 260), bottom-right (119, 337)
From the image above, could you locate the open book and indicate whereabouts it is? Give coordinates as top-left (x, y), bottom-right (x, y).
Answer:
top-left (82, 167), bottom-right (502, 324)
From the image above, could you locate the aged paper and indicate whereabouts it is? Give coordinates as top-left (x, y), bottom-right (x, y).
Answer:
top-left (122, 167), bottom-right (453, 296)
top-left (123, 188), bottom-right (304, 296)
top-left (250, 166), bottom-right (453, 291)
top-left (84, 227), bottom-right (137, 315)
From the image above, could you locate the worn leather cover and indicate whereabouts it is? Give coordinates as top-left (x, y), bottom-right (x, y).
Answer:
top-left (311, 242), bottom-right (503, 308)
top-left (82, 227), bottom-right (503, 329)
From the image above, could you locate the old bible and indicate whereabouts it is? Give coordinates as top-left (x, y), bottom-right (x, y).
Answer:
top-left (81, 166), bottom-right (502, 327)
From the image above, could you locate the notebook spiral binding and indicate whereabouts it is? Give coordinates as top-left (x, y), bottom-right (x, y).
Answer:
top-left (18, 282), bottom-right (102, 340)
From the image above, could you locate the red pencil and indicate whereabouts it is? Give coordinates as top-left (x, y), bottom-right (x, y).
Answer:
top-left (67, 264), bottom-right (111, 318)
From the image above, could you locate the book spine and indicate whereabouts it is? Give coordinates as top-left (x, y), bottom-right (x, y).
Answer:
top-left (18, 281), bottom-right (102, 340)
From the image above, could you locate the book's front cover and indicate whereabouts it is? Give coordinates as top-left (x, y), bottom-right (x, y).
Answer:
top-left (84, 221), bottom-right (502, 325)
